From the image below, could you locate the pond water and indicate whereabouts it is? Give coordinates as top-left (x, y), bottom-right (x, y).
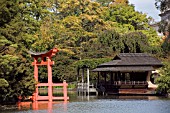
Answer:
top-left (1, 93), bottom-right (170, 113)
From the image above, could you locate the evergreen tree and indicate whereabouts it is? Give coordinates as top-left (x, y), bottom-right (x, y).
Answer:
top-left (156, 59), bottom-right (170, 95)
top-left (0, 0), bottom-right (55, 103)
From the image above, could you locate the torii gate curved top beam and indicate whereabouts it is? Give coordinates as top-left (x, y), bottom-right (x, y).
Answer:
top-left (29, 48), bottom-right (58, 58)
top-left (29, 48), bottom-right (59, 66)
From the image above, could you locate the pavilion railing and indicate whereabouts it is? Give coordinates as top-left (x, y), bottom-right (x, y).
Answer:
top-left (98, 81), bottom-right (148, 89)
top-left (113, 81), bottom-right (148, 85)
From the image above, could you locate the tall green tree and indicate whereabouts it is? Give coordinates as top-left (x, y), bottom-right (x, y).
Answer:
top-left (156, 58), bottom-right (170, 95)
top-left (155, 0), bottom-right (170, 95)
top-left (0, 0), bottom-right (55, 103)
top-left (101, 4), bottom-right (149, 31)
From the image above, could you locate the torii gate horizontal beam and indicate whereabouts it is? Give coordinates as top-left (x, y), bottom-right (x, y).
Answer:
top-left (32, 61), bottom-right (54, 65)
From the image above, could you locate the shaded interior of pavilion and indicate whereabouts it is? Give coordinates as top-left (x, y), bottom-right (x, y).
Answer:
top-left (95, 71), bottom-right (150, 93)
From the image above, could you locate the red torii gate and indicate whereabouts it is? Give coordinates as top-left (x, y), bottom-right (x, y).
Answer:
top-left (29, 48), bottom-right (69, 101)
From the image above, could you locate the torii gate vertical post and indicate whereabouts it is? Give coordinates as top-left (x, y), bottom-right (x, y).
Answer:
top-left (47, 57), bottom-right (52, 102)
top-left (29, 48), bottom-right (69, 102)
top-left (33, 57), bottom-right (38, 101)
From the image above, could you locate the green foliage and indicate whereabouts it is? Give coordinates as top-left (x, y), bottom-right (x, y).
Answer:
top-left (74, 58), bottom-right (112, 69)
top-left (98, 29), bottom-right (159, 53)
top-left (98, 29), bottom-right (124, 53)
top-left (122, 32), bottom-right (149, 53)
top-left (0, 0), bottom-right (55, 103)
top-left (0, 79), bottom-right (9, 87)
top-left (0, 53), bottom-right (35, 103)
top-left (68, 83), bottom-right (76, 89)
top-left (102, 4), bottom-right (149, 31)
top-left (31, 16), bottom-right (56, 51)
top-left (57, 0), bottom-right (101, 18)
top-left (51, 51), bottom-right (77, 82)
top-left (162, 38), bottom-right (170, 55)
top-left (156, 60), bottom-right (170, 94)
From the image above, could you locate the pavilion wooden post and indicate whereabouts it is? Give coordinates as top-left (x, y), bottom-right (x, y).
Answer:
top-left (82, 68), bottom-right (84, 95)
top-left (87, 68), bottom-right (90, 96)
top-left (82, 68), bottom-right (84, 83)
top-left (97, 72), bottom-right (100, 85)
top-left (146, 71), bottom-right (151, 81)
top-left (104, 73), bottom-right (106, 86)
top-left (110, 72), bottom-right (113, 84)
top-left (77, 68), bottom-right (79, 83)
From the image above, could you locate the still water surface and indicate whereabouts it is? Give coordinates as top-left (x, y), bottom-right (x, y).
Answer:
top-left (1, 94), bottom-right (170, 113)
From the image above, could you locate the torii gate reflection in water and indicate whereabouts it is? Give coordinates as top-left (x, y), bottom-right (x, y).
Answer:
top-left (29, 48), bottom-right (69, 102)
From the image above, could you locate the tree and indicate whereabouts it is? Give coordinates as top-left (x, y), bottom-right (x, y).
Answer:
top-left (156, 59), bottom-right (170, 95)
top-left (155, 0), bottom-right (170, 95)
top-left (49, 0), bottom-right (113, 81)
top-left (102, 4), bottom-right (149, 31)
top-left (155, 0), bottom-right (170, 12)
top-left (0, 0), bottom-right (55, 103)
top-left (155, 0), bottom-right (170, 56)
top-left (98, 29), bottom-right (157, 53)
top-left (57, 0), bottom-right (101, 18)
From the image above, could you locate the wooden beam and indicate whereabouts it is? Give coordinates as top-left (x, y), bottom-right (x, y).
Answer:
top-left (32, 61), bottom-right (54, 65)
top-left (87, 68), bottom-right (90, 96)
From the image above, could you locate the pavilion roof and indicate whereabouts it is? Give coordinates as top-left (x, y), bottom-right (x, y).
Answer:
top-left (93, 53), bottom-right (163, 72)
top-left (92, 66), bottom-right (154, 72)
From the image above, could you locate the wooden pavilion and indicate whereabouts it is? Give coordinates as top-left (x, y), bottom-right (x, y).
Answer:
top-left (92, 53), bottom-right (163, 95)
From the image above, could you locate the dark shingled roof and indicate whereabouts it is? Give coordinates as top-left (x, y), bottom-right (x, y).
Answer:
top-left (93, 53), bottom-right (163, 72)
